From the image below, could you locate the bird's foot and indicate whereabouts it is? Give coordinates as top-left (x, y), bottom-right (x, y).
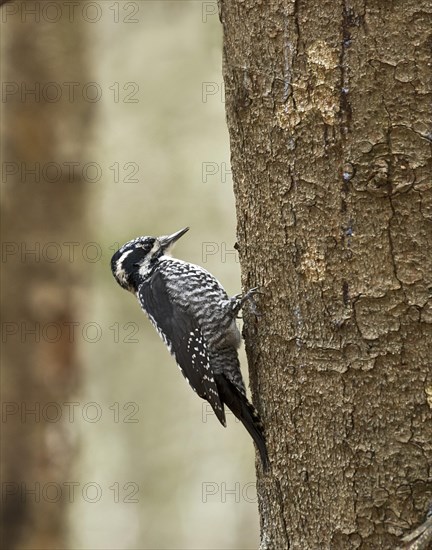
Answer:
top-left (231, 287), bottom-right (264, 318)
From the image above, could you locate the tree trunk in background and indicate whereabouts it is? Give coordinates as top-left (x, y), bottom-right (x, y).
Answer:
top-left (1, 7), bottom-right (93, 549)
top-left (220, 1), bottom-right (432, 548)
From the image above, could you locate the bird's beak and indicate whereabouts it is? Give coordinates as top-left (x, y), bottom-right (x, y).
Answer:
top-left (158, 227), bottom-right (189, 251)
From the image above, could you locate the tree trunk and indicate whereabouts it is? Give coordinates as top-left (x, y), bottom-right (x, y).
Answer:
top-left (219, 1), bottom-right (432, 548)
top-left (1, 7), bottom-right (93, 549)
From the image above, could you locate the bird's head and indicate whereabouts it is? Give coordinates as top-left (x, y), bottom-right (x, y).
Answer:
top-left (111, 227), bottom-right (189, 292)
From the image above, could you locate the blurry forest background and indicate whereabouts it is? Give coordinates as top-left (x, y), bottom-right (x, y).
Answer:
top-left (1, 2), bottom-right (260, 549)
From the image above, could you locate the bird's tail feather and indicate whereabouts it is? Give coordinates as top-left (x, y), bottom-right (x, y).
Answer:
top-left (214, 374), bottom-right (269, 471)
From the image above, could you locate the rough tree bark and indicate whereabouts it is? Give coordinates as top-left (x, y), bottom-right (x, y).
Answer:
top-left (1, 7), bottom-right (93, 549)
top-left (219, 1), bottom-right (432, 548)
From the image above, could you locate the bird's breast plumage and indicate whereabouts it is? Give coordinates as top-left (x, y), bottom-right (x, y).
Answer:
top-left (155, 257), bottom-right (241, 349)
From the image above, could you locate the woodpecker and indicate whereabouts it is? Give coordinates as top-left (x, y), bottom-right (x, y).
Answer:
top-left (110, 227), bottom-right (269, 470)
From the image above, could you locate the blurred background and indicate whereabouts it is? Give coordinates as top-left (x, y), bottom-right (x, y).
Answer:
top-left (1, 2), bottom-right (259, 549)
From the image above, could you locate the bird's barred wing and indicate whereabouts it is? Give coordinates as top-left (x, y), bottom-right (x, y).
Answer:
top-left (138, 270), bottom-right (226, 426)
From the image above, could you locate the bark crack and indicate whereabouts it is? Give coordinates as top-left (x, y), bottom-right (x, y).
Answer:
top-left (387, 196), bottom-right (404, 289)
top-left (275, 477), bottom-right (291, 549)
top-left (339, 0), bottom-right (352, 140)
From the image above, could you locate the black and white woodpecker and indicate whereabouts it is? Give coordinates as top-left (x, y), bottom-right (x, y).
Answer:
top-left (110, 227), bottom-right (269, 470)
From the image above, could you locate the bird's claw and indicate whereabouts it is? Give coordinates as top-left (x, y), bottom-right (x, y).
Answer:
top-left (232, 286), bottom-right (264, 318)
